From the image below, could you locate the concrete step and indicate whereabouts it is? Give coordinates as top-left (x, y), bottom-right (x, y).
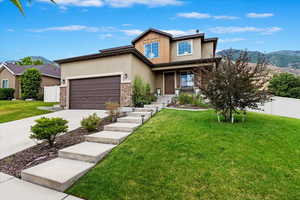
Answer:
top-left (58, 142), bottom-right (116, 163)
top-left (117, 116), bottom-right (144, 124)
top-left (134, 107), bottom-right (156, 113)
top-left (144, 104), bottom-right (163, 110)
top-left (127, 112), bottom-right (152, 118)
top-left (21, 158), bottom-right (94, 192)
top-left (85, 131), bottom-right (132, 145)
top-left (103, 122), bottom-right (140, 132)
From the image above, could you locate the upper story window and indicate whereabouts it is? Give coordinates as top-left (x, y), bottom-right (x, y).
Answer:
top-left (177, 40), bottom-right (193, 56)
top-left (144, 42), bottom-right (159, 58)
top-left (1, 80), bottom-right (9, 88)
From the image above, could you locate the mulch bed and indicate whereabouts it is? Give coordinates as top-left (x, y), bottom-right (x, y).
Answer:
top-left (0, 116), bottom-right (114, 178)
top-left (168, 103), bottom-right (209, 109)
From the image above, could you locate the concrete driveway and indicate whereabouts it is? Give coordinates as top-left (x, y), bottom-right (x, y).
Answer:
top-left (0, 110), bottom-right (108, 160)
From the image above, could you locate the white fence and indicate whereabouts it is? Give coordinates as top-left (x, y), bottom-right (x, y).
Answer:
top-left (44, 86), bottom-right (60, 102)
top-left (254, 96), bottom-right (300, 119)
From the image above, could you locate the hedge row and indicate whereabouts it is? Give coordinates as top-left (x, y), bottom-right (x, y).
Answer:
top-left (0, 88), bottom-right (15, 100)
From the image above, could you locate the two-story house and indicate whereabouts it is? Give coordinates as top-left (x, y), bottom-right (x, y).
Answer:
top-left (56, 28), bottom-right (220, 109)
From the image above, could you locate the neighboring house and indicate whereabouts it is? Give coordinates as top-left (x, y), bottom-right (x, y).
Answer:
top-left (55, 28), bottom-right (220, 110)
top-left (0, 63), bottom-right (61, 98)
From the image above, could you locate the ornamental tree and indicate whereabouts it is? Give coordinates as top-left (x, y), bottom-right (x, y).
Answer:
top-left (30, 117), bottom-right (68, 147)
top-left (195, 50), bottom-right (271, 122)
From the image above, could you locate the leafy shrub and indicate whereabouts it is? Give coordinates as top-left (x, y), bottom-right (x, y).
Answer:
top-left (81, 113), bottom-right (102, 132)
top-left (289, 87), bottom-right (300, 98)
top-left (105, 102), bottom-right (120, 122)
top-left (0, 88), bottom-right (15, 100)
top-left (30, 117), bottom-right (68, 147)
top-left (21, 68), bottom-right (41, 99)
top-left (269, 73), bottom-right (300, 99)
top-left (132, 76), bottom-right (156, 107)
top-left (178, 93), bottom-right (193, 105)
top-left (178, 93), bottom-right (208, 107)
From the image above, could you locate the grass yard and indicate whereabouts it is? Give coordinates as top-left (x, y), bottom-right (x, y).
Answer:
top-left (0, 100), bottom-right (57, 123)
top-left (68, 110), bottom-right (300, 200)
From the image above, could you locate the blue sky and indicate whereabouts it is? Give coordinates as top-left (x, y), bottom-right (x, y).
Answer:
top-left (1, 0), bottom-right (299, 61)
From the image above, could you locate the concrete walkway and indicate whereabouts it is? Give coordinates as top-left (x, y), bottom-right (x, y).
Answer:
top-left (0, 110), bottom-right (108, 160)
top-left (0, 172), bottom-right (83, 200)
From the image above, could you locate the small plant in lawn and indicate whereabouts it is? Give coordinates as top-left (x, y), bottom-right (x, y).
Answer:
top-left (81, 113), bottom-right (102, 132)
top-left (105, 102), bottom-right (120, 122)
top-left (30, 117), bottom-right (68, 147)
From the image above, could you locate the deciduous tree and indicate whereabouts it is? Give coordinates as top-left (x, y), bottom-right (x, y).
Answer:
top-left (195, 50), bottom-right (271, 122)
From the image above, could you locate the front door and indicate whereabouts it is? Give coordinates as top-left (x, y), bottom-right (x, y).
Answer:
top-left (164, 72), bottom-right (175, 94)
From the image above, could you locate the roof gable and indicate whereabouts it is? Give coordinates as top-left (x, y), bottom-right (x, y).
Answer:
top-left (132, 28), bottom-right (172, 44)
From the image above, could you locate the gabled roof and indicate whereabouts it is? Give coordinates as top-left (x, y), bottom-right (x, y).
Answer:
top-left (132, 28), bottom-right (173, 44)
top-left (55, 46), bottom-right (153, 66)
top-left (0, 63), bottom-right (61, 79)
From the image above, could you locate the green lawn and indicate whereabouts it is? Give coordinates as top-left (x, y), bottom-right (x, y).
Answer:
top-left (68, 110), bottom-right (300, 200)
top-left (0, 100), bottom-right (57, 123)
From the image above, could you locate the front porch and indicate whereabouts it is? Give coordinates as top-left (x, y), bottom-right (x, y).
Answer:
top-left (153, 66), bottom-right (211, 96)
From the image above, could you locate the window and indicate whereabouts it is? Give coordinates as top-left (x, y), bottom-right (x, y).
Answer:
top-left (144, 42), bottom-right (159, 58)
top-left (180, 72), bottom-right (194, 88)
top-left (177, 40), bottom-right (192, 56)
top-left (1, 80), bottom-right (9, 88)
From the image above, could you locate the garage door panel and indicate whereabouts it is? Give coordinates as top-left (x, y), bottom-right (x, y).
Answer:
top-left (71, 89), bottom-right (120, 95)
top-left (69, 76), bottom-right (121, 110)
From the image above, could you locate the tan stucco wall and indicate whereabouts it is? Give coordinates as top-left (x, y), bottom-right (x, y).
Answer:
top-left (202, 42), bottom-right (214, 58)
top-left (0, 68), bottom-right (16, 88)
top-left (134, 32), bottom-right (170, 64)
top-left (170, 38), bottom-right (202, 62)
top-left (60, 54), bottom-right (132, 80)
top-left (131, 55), bottom-right (155, 92)
top-left (0, 68), bottom-right (18, 97)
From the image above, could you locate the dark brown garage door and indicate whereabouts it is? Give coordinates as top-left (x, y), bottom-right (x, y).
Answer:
top-left (69, 76), bottom-right (120, 109)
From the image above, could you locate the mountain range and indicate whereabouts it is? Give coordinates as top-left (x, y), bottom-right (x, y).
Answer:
top-left (217, 49), bottom-right (300, 75)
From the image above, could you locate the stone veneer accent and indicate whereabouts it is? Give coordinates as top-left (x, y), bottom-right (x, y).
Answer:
top-left (120, 82), bottom-right (132, 107)
top-left (60, 86), bottom-right (67, 108)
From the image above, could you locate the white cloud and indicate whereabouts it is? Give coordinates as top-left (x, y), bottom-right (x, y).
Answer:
top-left (213, 15), bottom-right (239, 20)
top-left (106, 0), bottom-right (183, 7)
top-left (246, 13), bottom-right (274, 18)
top-left (38, 0), bottom-right (103, 7)
top-left (177, 12), bottom-right (211, 19)
top-left (37, 0), bottom-right (183, 7)
top-left (28, 25), bottom-right (99, 32)
top-left (163, 29), bottom-right (197, 36)
top-left (7, 29), bottom-right (15, 32)
top-left (99, 33), bottom-right (113, 39)
top-left (122, 24), bottom-right (133, 27)
top-left (121, 29), bottom-right (143, 36)
top-left (209, 26), bottom-right (282, 35)
top-left (177, 12), bottom-right (239, 20)
top-left (219, 38), bottom-right (246, 43)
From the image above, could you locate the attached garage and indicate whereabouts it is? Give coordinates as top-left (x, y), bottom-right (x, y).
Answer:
top-left (69, 75), bottom-right (120, 110)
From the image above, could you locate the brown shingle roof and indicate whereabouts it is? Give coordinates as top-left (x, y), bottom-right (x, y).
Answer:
top-left (3, 63), bottom-right (60, 79)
